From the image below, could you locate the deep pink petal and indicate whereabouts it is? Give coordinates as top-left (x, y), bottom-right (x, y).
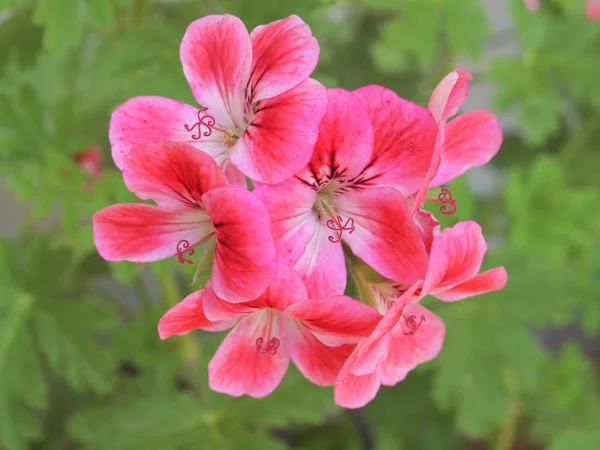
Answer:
top-left (202, 186), bottom-right (277, 303)
top-left (422, 221), bottom-right (487, 295)
top-left (208, 311), bottom-right (289, 398)
top-left (249, 15), bottom-right (319, 102)
top-left (247, 263), bottom-right (309, 310)
top-left (379, 304), bottom-right (445, 386)
top-left (334, 350), bottom-right (382, 409)
top-left (158, 289), bottom-right (236, 339)
top-left (180, 14), bottom-right (251, 130)
top-left (430, 110), bottom-right (503, 187)
top-left (336, 187), bottom-right (429, 285)
top-left (202, 282), bottom-right (260, 322)
top-left (254, 182), bottom-right (347, 297)
top-left (295, 88), bottom-right (373, 186)
top-left (353, 85), bottom-right (437, 196)
top-left (232, 78), bottom-right (327, 184)
top-left (281, 316), bottom-right (354, 386)
top-left (283, 296), bottom-right (381, 346)
top-left (415, 208), bottom-right (440, 253)
top-left (122, 140), bottom-right (229, 209)
top-left (109, 96), bottom-right (202, 170)
top-left (428, 69), bottom-right (472, 125)
top-left (435, 267), bottom-right (508, 302)
top-left (93, 204), bottom-right (213, 262)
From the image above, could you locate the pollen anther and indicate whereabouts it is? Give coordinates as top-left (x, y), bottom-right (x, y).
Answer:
top-left (326, 215), bottom-right (356, 243)
top-left (256, 337), bottom-right (280, 355)
top-left (184, 107), bottom-right (216, 140)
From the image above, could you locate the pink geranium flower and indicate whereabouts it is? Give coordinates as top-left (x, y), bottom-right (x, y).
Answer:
top-left (158, 264), bottom-right (382, 397)
top-left (334, 221), bottom-right (507, 408)
top-left (586, 0), bottom-right (600, 20)
top-left (93, 139), bottom-right (276, 303)
top-left (523, 0), bottom-right (540, 12)
top-left (75, 146), bottom-right (103, 178)
top-left (255, 87), bottom-right (438, 297)
top-left (110, 14), bottom-right (326, 186)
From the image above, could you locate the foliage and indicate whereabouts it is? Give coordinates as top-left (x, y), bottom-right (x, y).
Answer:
top-left (1, 0), bottom-right (599, 449)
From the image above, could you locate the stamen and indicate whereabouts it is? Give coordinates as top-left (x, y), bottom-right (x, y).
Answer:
top-left (256, 337), bottom-right (280, 355)
top-left (403, 314), bottom-right (425, 336)
top-left (326, 215), bottom-right (356, 243)
top-left (176, 240), bottom-right (195, 264)
top-left (425, 187), bottom-right (457, 215)
top-left (184, 107), bottom-right (216, 140)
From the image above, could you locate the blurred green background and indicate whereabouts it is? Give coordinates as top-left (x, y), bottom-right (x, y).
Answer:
top-left (1, 0), bottom-right (600, 449)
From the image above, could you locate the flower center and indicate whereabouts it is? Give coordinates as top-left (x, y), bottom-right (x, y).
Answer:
top-left (424, 187), bottom-right (457, 215)
top-left (315, 187), bottom-right (355, 244)
top-left (256, 310), bottom-right (280, 356)
top-left (184, 107), bottom-right (239, 149)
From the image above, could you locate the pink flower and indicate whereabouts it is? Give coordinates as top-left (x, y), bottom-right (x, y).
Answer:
top-left (158, 264), bottom-right (382, 397)
top-left (255, 87), bottom-right (438, 297)
top-left (93, 139), bottom-right (276, 303)
top-left (586, 0), bottom-right (600, 21)
top-left (110, 15), bottom-right (326, 186)
top-left (334, 221), bottom-right (507, 408)
top-left (75, 146), bottom-right (103, 178)
top-left (523, 0), bottom-right (540, 12)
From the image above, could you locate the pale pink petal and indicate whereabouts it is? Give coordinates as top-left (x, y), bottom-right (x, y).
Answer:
top-left (428, 69), bottom-right (473, 125)
top-left (336, 187), bottom-right (429, 285)
top-left (283, 296), bottom-right (381, 346)
top-left (158, 289), bottom-right (236, 339)
top-left (209, 311), bottom-right (289, 398)
top-left (379, 304), bottom-right (445, 386)
top-left (254, 182), bottom-right (347, 297)
top-left (180, 14), bottom-right (251, 130)
top-left (435, 267), bottom-right (508, 302)
top-left (249, 15), bottom-right (319, 102)
top-left (93, 204), bottom-right (213, 262)
top-left (202, 186), bottom-right (277, 303)
top-left (232, 78), bottom-right (327, 184)
top-left (109, 96), bottom-right (203, 170)
top-left (280, 316), bottom-right (354, 386)
top-left (422, 221), bottom-right (487, 295)
top-left (353, 85), bottom-right (437, 196)
top-left (122, 140), bottom-right (229, 209)
top-left (295, 88), bottom-right (373, 186)
top-left (334, 351), bottom-right (382, 409)
top-left (586, 0), bottom-right (600, 21)
top-left (430, 110), bottom-right (503, 187)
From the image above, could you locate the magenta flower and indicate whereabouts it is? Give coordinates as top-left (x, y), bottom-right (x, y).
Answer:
top-left (158, 264), bottom-right (382, 398)
top-left (93, 139), bottom-right (276, 303)
top-left (255, 87), bottom-right (438, 298)
top-left (110, 14), bottom-right (326, 186)
top-left (334, 221), bottom-right (507, 408)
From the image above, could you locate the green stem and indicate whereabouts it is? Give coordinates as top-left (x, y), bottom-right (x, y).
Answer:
top-left (495, 367), bottom-right (520, 450)
top-left (558, 110), bottom-right (600, 165)
top-left (133, 0), bottom-right (149, 28)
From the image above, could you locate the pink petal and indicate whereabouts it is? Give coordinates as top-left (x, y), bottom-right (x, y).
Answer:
top-left (247, 263), bottom-right (309, 311)
top-left (586, 0), bottom-right (600, 21)
top-left (180, 14), bottom-right (251, 130)
top-left (157, 289), bottom-right (236, 339)
top-left (334, 350), bottom-right (382, 409)
top-left (379, 304), bottom-right (445, 386)
top-left (422, 221), bottom-right (487, 295)
top-left (280, 316), bottom-right (354, 386)
top-left (295, 88), bottom-right (373, 186)
top-left (336, 187), bottom-right (429, 285)
top-left (254, 181), bottom-right (346, 298)
top-left (108, 96), bottom-right (202, 170)
top-left (435, 267), bottom-right (508, 302)
top-left (93, 204), bottom-right (213, 262)
top-left (249, 15), bottom-right (319, 102)
top-left (232, 78), bottom-right (327, 184)
top-left (283, 296), bottom-right (381, 346)
top-left (428, 69), bottom-right (473, 125)
top-left (202, 186), bottom-right (277, 303)
top-left (414, 208), bottom-right (440, 253)
top-left (430, 110), bottom-right (503, 187)
top-left (209, 311), bottom-right (289, 398)
top-left (202, 282), bottom-right (260, 322)
top-left (523, 0), bottom-right (540, 12)
top-left (353, 85), bottom-right (437, 196)
top-left (122, 140), bottom-right (229, 209)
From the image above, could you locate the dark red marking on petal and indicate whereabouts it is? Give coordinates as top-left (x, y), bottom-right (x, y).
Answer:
top-left (176, 240), bottom-right (195, 264)
top-left (184, 107), bottom-right (216, 140)
top-left (403, 314), bottom-right (425, 336)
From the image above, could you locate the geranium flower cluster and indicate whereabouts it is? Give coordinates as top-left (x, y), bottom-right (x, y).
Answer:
top-left (93, 14), bottom-right (507, 408)
top-left (524, 0), bottom-right (600, 21)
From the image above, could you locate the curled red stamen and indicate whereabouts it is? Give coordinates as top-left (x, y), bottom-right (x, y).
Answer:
top-left (403, 314), bottom-right (425, 336)
top-left (438, 188), bottom-right (457, 215)
top-left (176, 240), bottom-right (195, 264)
top-left (184, 107), bottom-right (216, 140)
top-left (256, 337), bottom-right (280, 355)
top-left (326, 215), bottom-right (356, 243)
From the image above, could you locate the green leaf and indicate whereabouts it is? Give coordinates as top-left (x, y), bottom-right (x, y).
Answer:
top-left (442, 0), bottom-right (489, 58)
top-left (84, 0), bottom-right (115, 31)
top-left (33, 0), bottom-right (83, 54)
